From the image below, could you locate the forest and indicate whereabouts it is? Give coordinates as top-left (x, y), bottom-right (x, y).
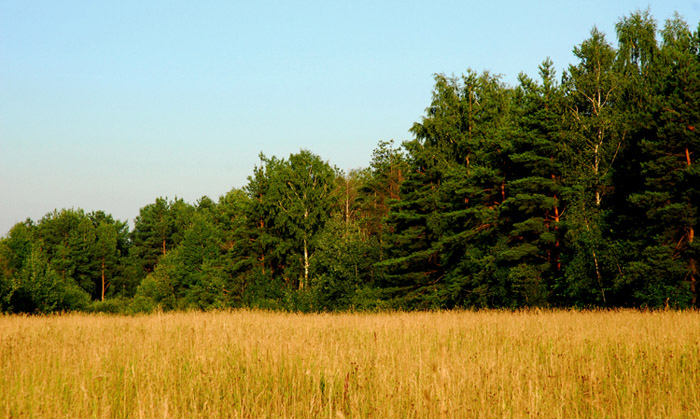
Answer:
top-left (1, 10), bottom-right (698, 313)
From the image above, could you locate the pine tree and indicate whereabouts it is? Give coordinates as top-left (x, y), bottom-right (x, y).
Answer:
top-left (93, 221), bottom-right (118, 301)
top-left (625, 15), bottom-right (700, 306)
top-left (382, 71), bottom-right (512, 308)
top-left (499, 59), bottom-right (565, 306)
top-left (358, 140), bottom-right (407, 262)
top-left (130, 197), bottom-right (194, 277)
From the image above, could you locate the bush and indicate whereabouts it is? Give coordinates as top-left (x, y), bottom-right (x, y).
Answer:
top-left (127, 295), bottom-right (158, 314)
top-left (86, 297), bottom-right (132, 314)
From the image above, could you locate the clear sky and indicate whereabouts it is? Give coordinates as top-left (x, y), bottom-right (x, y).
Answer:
top-left (1, 0), bottom-right (699, 235)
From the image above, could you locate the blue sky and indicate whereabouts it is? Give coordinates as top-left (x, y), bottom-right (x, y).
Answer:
top-left (1, 0), bottom-right (699, 235)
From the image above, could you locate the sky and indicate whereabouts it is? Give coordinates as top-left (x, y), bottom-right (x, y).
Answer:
top-left (1, 0), bottom-right (699, 236)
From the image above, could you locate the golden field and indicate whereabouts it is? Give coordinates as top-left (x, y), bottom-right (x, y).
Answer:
top-left (1, 310), bottom-right (699, 418)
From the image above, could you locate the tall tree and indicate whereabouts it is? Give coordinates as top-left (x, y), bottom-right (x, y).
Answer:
top-left (499, 59), bottom-right (566, 306)
top-left (359, 140), bottom-right (407, 258)
top-left (244, 150), bottom-right (337, 292)
top-left (93, 222), bottom-right (118, 301)
top-left (214, 188), bottom-right (261, 305)
top-left (382, 71), bottom-right (513, 308)
top-left (564, 27), bottom-right (625, 208)
top-left (89, 211), bottom-right (132, 299)
top-left (36, 209), bottom-right (84, 284)
top-left (561, 28), bottom-right (624, 305)
top-left (130, 197), bottom-right (194, 277)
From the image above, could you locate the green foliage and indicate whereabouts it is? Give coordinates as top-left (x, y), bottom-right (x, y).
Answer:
top-left (613, 13), bottom-right (700, 307)
top-left (311, 216), bottom-right (380, 311)
top-left (498, 60), bottom-right (565, 306)
top-left (10, 248), bottom-right (90, 313)
top-left (0, 212), bottom-right (125, 313)
top-left (86, 297), bottom-right (133, 314)
top-left (130, 197), bottom-right (194, 279)
top-left (243, 150), bottom-right (337, 292)
top-left (381, 70), bottom-right (513, 308)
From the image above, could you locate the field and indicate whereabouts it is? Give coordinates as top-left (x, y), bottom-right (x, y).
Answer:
top-left (1, 310), bottom-right (699, 418)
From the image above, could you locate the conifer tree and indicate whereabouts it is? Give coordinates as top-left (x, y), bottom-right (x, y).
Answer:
top-left (499, 59), bottom-right (565, 305)
top-left (382, 71), bottom-right (512, 307)
top-left (625, 15), bottom-right (700, 306)
top-left (130, 197), bottom-right (194, 276)
top-left (359, 140), bottom-right (407, 260)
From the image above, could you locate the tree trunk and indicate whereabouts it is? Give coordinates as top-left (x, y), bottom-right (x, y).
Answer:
top-left (690, 229), bottom-right (696, 306)
top-left (303, 237), bottom-right (309, 290)
top-left (101, 257), bottom-right (106, 302)
top-left (592, 249), bottom-right (606, 305)
top-left (260, 216), bottom-right (265, 275)
top-left (594, 141), bottom-right (601, 206)
top-left (345, 176), bottom-right (350, 235)
top-left (552, 184), bottom-right (561, 271)
top-left (686, 147), bottom-right (696, 305)
top-left (584, 212), bottom-right (606, 305)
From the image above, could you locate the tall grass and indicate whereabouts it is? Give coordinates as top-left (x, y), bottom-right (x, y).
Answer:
top-left (1, 310), bottom-right (699, 418)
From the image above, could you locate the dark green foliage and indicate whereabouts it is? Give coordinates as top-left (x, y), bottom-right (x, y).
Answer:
top-left (132, 203), bottom-right (235, 311)
top-left (8, 247), bottom-right (90, 313)
top-left (130, 197), bottom-right (194, 278)
top-left (556, 27), bottom-right (629, 307)
top-left (498, 60), bottom-right (565, 306)
top-left (381, 70), bottom-right (513, 308)
top-left (86, 297), bottom-right (133, 314)
top-left (243, 150), bottom-right (337, 293)
top-left (311, 216), bottom-right (380, 310)
top-left (0, 210), bottom-right (129, 312)
top-left (614, 13), bottom-right (700, 307)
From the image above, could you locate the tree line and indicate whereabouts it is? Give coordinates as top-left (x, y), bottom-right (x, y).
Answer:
top-left (1, 10), bottom-right (698, 313)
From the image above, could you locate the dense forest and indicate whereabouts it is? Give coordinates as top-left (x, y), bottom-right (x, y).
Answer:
top-left (2, 10), bottom-right (698, 313)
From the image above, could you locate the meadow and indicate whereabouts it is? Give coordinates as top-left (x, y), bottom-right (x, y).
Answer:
top-left (1, 310), bottom-right (699, 418)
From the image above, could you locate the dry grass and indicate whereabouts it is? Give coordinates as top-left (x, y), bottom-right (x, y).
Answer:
top-left (1, 309), bottom-right (699, 418)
